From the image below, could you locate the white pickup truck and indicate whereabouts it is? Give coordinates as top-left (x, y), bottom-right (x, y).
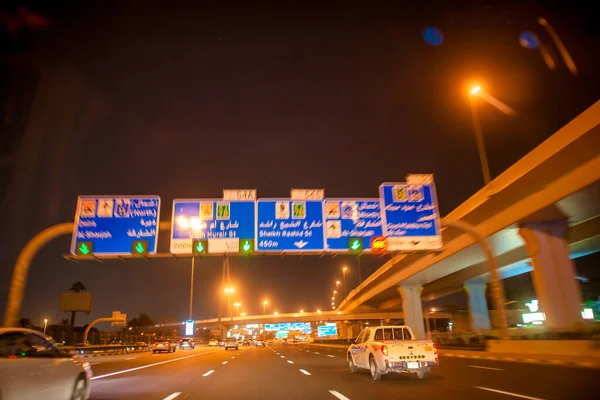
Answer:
top-left (347, 325), bottom-right (438, 380)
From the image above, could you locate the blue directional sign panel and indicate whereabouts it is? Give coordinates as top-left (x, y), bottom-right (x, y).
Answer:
top-left (317, 324), bottom-right (338, 337)
top-left (324, 199), bottom-right (383, 251)
top-left (380, 181), bottom-right (442, 251)
top-left (170, 199), bottom-right (255, 254)
top-left (71, 196), bottom-right (160, 256)
top-left (265, 323), bottom-right (311, 333)
top-left (256, 199), bottom-right (325, 252)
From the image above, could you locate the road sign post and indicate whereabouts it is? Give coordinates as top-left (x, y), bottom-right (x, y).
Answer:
top-left (171, 198), bottom-right (256, 254)
top-left (71, 196), bottom-right (160, 256)
top-left (380, 175), bottom-right (442, 251)
top-left (256, 199), bottom-right (325, 252)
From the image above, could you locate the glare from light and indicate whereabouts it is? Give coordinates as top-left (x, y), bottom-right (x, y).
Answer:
top-left (317, 310), bottom-right (321, 314)
top-left (263, 300), bottom-right (268, 305)
top-left (300, 310), bottom-right (304, 313)
top-left (470, 86), bottom-right (481, 95)
top-left (240, 312), bottom-right (247, 316)
top-left (190, 217), bottom-right (202, 230)
top-left (274, 312), bottom-right (278, 316)
top-left (336, 281), bottom-right (341, 286)
top-left (331, 297), bottom-right (335, 300)
top-left (333, 290), bottom-right (337, 294)
top-left (176, 216), bottom-right (190, 228)
top-left (224, 287), bottom-right (235, 294)
top-left (342, 267), bottom-right (348, 272)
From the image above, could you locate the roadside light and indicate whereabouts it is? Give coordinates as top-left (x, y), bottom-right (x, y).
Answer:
top-left (333, 290), bottom-right (337, 294)
top-left (470, 85), bottom-right (481, 95)
top-left (336, 281), bottom-right (341, 286)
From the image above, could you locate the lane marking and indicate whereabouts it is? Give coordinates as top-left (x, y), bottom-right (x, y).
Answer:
top-left (299, 369), bottom-right (311, 376)
top-left (203, 370), bottom-right (215, 377)
top-left (125, 357), bottom-right (137, 360)
top-left (468, 365), bottom-right (504, 371)
top-left (231, 356), bottom-right (235, 359)
top-left (314, 352), bottom-right (320, 354)
top-left (287, 360), bottom-right (294, 364)
top-left (306, 350), bottom-right (310, 353)
top-left (329, 390), bottom-right (351, 400)
top-left (222, 361), bottom-right (228, 365)
top-left (475, 387), bottom-right (545, 400)
top-left (327, 355), bottom-right (335, 358)
top-left (280, 355), bottom-right (285, 358)
top-left (91, 350), bottom-right (218, 380)
top-left (163, 393), bottom-right (181, 400)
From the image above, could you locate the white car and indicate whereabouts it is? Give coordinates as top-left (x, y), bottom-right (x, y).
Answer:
top-left (347, 325), bottom-right (438, 380)
top-left (0, 328), bottom-right (92, 399)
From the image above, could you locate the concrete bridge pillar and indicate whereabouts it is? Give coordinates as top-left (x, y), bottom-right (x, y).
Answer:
top-left (519, 222), bottom-right (584, 331)
top-left (464, 283), bottom-right (491, 331)
top-left (397, 285), bottom-right (425, 339)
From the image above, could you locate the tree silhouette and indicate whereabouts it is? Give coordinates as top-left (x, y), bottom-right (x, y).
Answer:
top-left (69, 281), bottom-right (87, 293)
top-left (19, 318), bottom-right (31, 328)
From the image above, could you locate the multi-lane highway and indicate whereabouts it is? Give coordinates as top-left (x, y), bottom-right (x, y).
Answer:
top-left (88, 343), bottom-right (600, 400)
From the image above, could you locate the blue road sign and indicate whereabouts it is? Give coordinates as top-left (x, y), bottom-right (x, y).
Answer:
top-left (256, 199), bottom-right (325, 252)
top-left (380, 181), bottom-right (442, 251)
top-left (324, 199), bottom-right (383, 251)
top-left (265, 323), bottom-right (311, 332)
top-left (170, 199), bottom-right (255, 254)
top-left (71, 196), bottom-right (160, 255)
top-left (317, 324), bottom-right (338, 337)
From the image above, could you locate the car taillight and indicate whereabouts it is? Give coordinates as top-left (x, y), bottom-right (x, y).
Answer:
top-left (433, 344), bottom-right (438, 355)
top-left (381, 345), bottom-right (388, 356)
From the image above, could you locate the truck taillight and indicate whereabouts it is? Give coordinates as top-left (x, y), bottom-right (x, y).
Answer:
top-left (381, 345), bottom-right (388, 356)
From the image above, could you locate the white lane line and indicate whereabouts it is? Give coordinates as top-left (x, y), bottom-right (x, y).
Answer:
top-left (203, 370), bottom-right (215, 377)
top-left (163, 393), bottom-right (181, 400)
top-left (287, 360), bottom-right (294, 364)
top-left (222, 361), bottom-right (228, 365)
top-left (280, 355), bottom-right (285, 358)
top-left (89, 362), bottom-right (99, 366)
top-left (329, 390), bottom-right (351, 400)
top-left (299, 369), bottom-right (311, 376)
top-left (231, 356), bottom-right (235, 359)
top-left (468, 365), bottom-right (504, 371)
top-left (276, 353), bottom-right (280, 355)
top-left (91, 351), bottom-right (218, 380)
top-left (125, 357), bottom-right (137, 360)
top-left (327, 355), bottom-right (335, 358)
top-left (475, 387), bottom-right (545, 400)
top-left (314, 352), bottom-right (320, 354)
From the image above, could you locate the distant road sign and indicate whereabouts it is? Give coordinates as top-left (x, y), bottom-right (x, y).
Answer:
top-left (170, 199), bottom-right (255, 254)
top-left (256, 199), bottom-right (325, 252)
top-left (380, 178), bottom-right (442, 251)
top-left (323, 199), bottom-right (383, 252)
top-left (317, 324), bottom-right (338, 337)
top-left (71, 196), bottom-right (160, 256)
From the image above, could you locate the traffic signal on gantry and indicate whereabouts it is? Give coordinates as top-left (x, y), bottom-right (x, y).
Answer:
top-left (239, 239), bottom-right (254, 254)
top-left (132, 240), bottom-right (148, 255)
top-left (348, 238), bottom-right (363, 253)
top-left (192, 240), bottom-right (208, 255)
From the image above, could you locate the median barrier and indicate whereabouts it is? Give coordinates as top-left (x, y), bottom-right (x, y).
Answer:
top-left (64, 344), bottom-right (151, 358)
top-left (486, 340), bottom-right (600, 357)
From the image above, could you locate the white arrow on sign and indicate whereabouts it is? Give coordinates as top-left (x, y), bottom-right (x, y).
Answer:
top-left (294, 240), bottom-right (308, 249)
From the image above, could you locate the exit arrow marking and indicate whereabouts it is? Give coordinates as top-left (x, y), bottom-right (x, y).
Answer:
top-left (242, 241), bottom-right (251, 252)
top-left (135, 242), bottom-right (145, 253)
top-left (294, 240), bottom-right (308, 249)
top-left (350, 241), bottom-right (361, 251)
top-left (79, 243), bottom-right (90, 255)
top-left (196, 242), bottom-right (205, 252)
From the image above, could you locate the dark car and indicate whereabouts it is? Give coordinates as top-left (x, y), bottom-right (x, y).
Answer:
top-left (179, 338), bottom-right (195, 350)
top-left (224, 339), bottom-right (238, 350)
top-left (152, 339), bottom-right (176, 353)
top-left (243, 340), bottom-right (250, 346)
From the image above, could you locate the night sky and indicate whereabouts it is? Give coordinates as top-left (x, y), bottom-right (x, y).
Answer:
top-left (1, 1), bottom-right (598, 327)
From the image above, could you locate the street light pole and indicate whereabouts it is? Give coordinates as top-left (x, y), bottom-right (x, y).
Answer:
top-left (43, 318), bottom-right (48, 334)
top-left (469, 96), bottom-right (492, 185)
top-left (342, 267), bottom-right (348, 297)
top-left (263, 300), bottom-right (268, 315)
top-left (189, 256), bottom-right (195, 321)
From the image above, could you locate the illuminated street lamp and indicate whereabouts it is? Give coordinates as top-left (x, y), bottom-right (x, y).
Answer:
top-left (336, 281), bottom-right (340, 286)
top-left (274, 311), bottom-right (278, 316)
top-left (263, 300), bottom-right (269, 315)
top-left (43, 318), bottom-right (48, 334)
top-left (331, 296), bottom-right (335, 301)
top-left (300, 310), bottom-right (304, 313)
top-left (317, 310), bottom-right (321, 314)
top-left (240, 312), bottom-right (247, 316)
top-left (333, 290), bottom-right (337, 295)
top-left (233, 303), bottom-right (241, 317)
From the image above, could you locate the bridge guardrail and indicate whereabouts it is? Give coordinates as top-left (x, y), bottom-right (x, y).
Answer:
top-left (62, 344), bottom-right (151, 358)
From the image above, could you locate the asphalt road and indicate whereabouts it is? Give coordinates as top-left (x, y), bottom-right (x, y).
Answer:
top-left (87, 343), bottom-right (600, 400)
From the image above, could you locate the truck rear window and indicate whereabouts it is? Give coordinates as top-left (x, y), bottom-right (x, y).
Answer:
top-left (374, 328), bottom-right (412, 341)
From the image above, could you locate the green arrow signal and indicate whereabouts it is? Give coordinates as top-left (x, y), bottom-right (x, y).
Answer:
top-left (242, 240), bottom-right (251, 252)
top-left (79, 243), bottom-right (90, 255)
top-left (135, 242), bottom-right (145, 254)
top-left (350, 240), bottom-right (361, 250)
top-left (196, 242), bottom-right (205, 253)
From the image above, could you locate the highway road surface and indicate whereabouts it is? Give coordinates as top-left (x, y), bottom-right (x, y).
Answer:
top-left (87, 343), bottom-right (600, 400)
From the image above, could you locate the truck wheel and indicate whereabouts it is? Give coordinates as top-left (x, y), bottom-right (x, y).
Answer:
top-left (416, 368), bottom-right (429, 380)
top-left (369, 356), bottom-right (381, 381)
top-left (348, 354), bottom-right (357, 374)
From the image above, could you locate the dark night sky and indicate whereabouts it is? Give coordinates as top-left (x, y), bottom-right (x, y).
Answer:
top-left (1, 1), bottom-right (598, 326)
